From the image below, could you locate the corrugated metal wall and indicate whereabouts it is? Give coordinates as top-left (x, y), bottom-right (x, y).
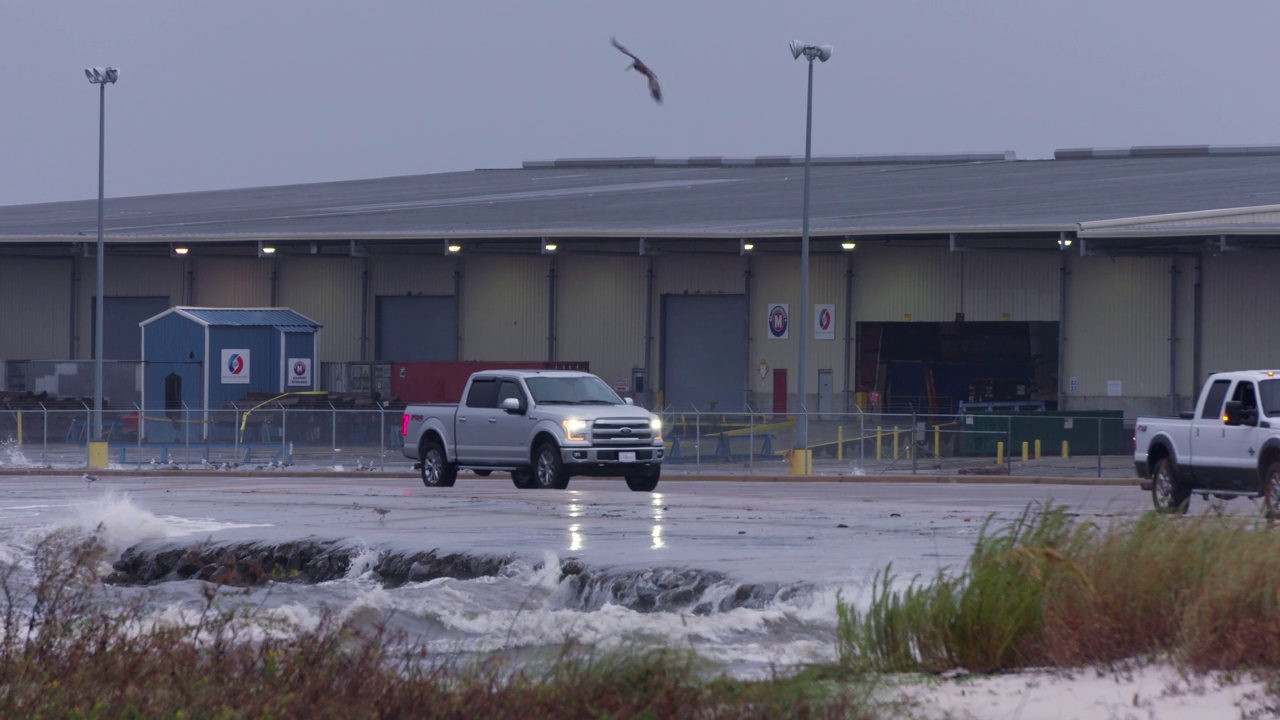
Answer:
top-left (0, 257), bottom-right (71, 358)
top-left (852, 246), bottom-right (961, 322)
top-left (556, 254), bottom-right (645, 390)
top-left (1062, 254), bottom-right (1180, 416)
top-left (0, 246), bottom-right (1251, 417)
top-left (960, 252), bottom-right (1059, 321)
top-left (193, 258), bottom-right (272, 307)
top-left (1201, 251), bottom-right (1280, 377)
top-left (276, 257), bottom-right (362, 361)
top-left (750, 253), bottom-right (847, 397)
top-left (460, 255), bottom-right (549, 360)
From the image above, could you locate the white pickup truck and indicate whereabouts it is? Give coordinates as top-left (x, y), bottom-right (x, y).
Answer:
top-left (1134, 369), bottom-right (1280, 515)
top-left (401, 369), bottom-right (665, 491)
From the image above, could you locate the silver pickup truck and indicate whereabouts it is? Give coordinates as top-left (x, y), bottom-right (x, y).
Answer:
top-left (1135, 369), bottom-right (1280, 516)
top-left (401, 369), bottom-right (665, 491)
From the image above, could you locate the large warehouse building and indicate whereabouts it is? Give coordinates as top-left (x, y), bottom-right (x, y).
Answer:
top-left (2, 145), bottom-right (1280, 420)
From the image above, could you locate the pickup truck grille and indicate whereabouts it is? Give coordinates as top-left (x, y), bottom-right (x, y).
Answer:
top-left (592, 418), bottom-right (654, 445)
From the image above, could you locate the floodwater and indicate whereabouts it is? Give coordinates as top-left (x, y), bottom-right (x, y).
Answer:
top-left (0, 456), bottom-right (1242, 678)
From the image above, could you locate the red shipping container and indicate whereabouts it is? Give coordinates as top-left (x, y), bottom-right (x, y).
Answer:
top-left (390, 361), bottom-right (589, 404)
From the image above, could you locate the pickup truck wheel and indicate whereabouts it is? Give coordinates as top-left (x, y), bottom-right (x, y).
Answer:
top-left (511, 467), bottom-right (535, 489)
top-left (534, 442), bottom-right (570, 490)
top-left (1151, 457), bottom-right (1189, 514)
top-left (1263, 462), bottom-right (1280, 520)
top-left (625, 470), bottom-right (660, 492)
top-left (420, 440), bottom-right (457, 488)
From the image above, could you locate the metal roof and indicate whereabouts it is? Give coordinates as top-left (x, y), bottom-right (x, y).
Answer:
top-left (143, 307), bottom-right (321, 330)
top-left (4, 149), bottom-right (1280, 245)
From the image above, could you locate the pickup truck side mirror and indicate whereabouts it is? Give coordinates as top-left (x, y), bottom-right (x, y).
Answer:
top-left (1223, 400), bottom-right (1243, 426)
top-left (500, 397), bottom-right (525, 414)
top-left (623, 397), bottom-right (634, 405)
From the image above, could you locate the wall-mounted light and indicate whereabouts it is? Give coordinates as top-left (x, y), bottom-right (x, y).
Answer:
top-left (541, 238), bottom-right (557, 254)
top-left (171, 245), bottom-right (189, 257)
top-left (840, 241), bottom-right (857, 250)
top-left (1057, 238), bottom-right (1074, 249)
top-left (257, 241), bottom-right (276, 257)
top-left (445, 242), bottom-right (461, 255)
top-left (739, 239), bottom-right (754, 255)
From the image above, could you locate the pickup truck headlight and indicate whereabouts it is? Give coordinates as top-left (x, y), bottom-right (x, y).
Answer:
top-left (650, 417), bottom-right (662, 441)
top-left (562, 418), bottom-right (588, 441)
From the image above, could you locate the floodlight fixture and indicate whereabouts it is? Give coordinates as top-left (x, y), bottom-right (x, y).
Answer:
top-left (1058, 238), bottom-right (1074, 249)
top-left (445, 242), bottom-right (462, 255)
top-left (171, 245), bottom-right (190, 256)
top-left (541, 238), bottom-right (557, 254)
top-left (257, 241), bottom-right (276, 256)
top-left (85, 67), bottom-right (119, 84)
top-left (788, 42), bottom-right (832, 62)
top-left (739, 240), bottom-right (754, 254)
top-left (841, 241), bottom-right (857, 251)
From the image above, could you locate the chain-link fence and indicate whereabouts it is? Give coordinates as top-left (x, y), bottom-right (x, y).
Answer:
top-left (0, 403), bottom-right (405, 471)
top-left (0, 403), bottom-right (1135, 479)
top-left (656, 407), bottom-right (1133, 478)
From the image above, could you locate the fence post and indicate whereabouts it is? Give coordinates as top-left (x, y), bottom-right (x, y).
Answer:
top-left (1096, 417), bottom-right (1103, 478)
top-left (1006, 414), bottom-right (1013, 474)
top-left (134, 402), bottom-right (142, 470)
top-left (40, 403), bottom-right (48, 465)
top-left (748, 410), bottom-right (755, 475)
top-left (694, 406), bottom-right (701, 475)
top-left (837, 424), bottom-right (843, 461)
top-left (281, 403), bottom-right (288, 460)
top-left (14, 411), bottom-right (20, 448)
top-left (233, 403), bottom-right (241, 461)
top-left (911, 410), bottom-right (917, 475)
top-left (378, 401), bottom-right (387, 471)
top-left (331, 401), bottom-right (338, 468)
top-left (183, 401), bottom-right (191, 469)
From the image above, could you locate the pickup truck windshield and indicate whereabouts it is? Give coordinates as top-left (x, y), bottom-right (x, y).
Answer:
top-left (1260, 379), bottom-right (1280, 417)
top-left (526, 376), bottom-right (623, 405)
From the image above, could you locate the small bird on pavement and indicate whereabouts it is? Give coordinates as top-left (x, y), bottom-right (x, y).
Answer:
top-left (82, 473), bottom-right (99, 489)
top-left (371, 507), bottom-right (390, 524)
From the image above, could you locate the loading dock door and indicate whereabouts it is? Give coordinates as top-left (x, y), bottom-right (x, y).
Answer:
top-left (661, 294), bottom-right (746, 411)
top-left (376, 295), bottom-right (458, 361)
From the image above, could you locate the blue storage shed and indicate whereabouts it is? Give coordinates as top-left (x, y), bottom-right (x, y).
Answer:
top-left (140, 307), bottom-right (321, 442)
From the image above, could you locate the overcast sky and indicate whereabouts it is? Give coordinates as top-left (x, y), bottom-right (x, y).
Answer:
top-left (3, 1), bottom-right (1276, 207)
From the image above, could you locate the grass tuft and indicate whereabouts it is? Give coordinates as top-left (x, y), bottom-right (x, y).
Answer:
top-left (837, 503), bottom-right (1280, 675)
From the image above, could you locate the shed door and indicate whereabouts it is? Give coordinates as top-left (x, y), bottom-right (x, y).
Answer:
top-left (661, 294), bottom-right (746, 411)
top-left (376, 296), bottom-right (458, 361)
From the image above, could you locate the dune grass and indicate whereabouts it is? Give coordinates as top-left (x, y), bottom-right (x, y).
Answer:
top-left (836, 503), bottom-right (1280, 675)
top-left (0, 529), bottom-right (884, 719)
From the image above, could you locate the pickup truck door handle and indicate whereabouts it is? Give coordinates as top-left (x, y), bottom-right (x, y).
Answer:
top-left (458, 417), bottom-right (467, 423)
top-left (488, 417), bottom-right (498, 423)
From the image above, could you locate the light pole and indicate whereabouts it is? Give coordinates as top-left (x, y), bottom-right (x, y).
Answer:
top-left (85, 66), bottom-right (119, 442)
top-left (788, 41), bottom-right (831, 469)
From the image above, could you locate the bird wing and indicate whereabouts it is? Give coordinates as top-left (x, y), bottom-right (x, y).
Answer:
top-left (610, 36), bottom-right (641, 64)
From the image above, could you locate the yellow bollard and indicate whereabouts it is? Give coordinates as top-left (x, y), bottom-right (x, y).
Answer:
top-left (997, 441), bottom-right (1004, 465)
top-left (1021, 441), bottom-right (1029, 462)
top-left (88, 441), bottom-right (109, 469)
top-left (1035, 439), bottom-right (1041, 459)
top-left (893, 426), bottom-right (900, 459)
top-left (934, 427), bottom-right (941, 458)
top-left (837, 425), bottom-right (844, 461)
top-left (1062, 440), bottom-right (1069, 459)
top-left (15, 411), bottom-right (21, 447)
top-left (788, 448), bottom-right (813, 475)
top-left (876, 426), bottom-right (883, 461)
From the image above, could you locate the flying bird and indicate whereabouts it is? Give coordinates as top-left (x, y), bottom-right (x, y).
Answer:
top-left (611, 36), bottom-right (662, 104)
